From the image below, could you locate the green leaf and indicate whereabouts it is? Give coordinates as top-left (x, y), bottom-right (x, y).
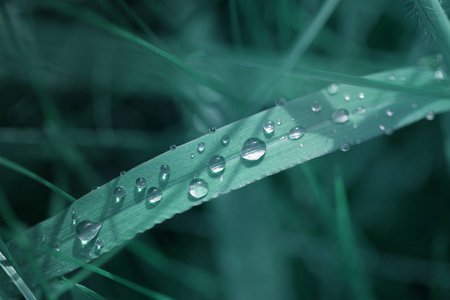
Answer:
top-left (2, 64), bottom-right (450, 296)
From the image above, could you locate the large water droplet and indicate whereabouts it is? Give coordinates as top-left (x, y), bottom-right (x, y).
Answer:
top-left (189, 179), bottom-right (209, 199)
top-left (275, 98), bottom-right (286, 106)
top-left (221, 135), bottom-right (230, 146)
top-left (197, 142), bottom-right (205, 153)
top-left (326, 84), bottom-right (339, 95)
top-left (425, 111), bottom-right (435, 121)
top-left (76, 220), bottom-right (102, 245)
top-left (332, 109), bottom-right (350, 124)
top-left (339, 143), bottom-right (351, 152)
top-left (135, 177), bottom-right (147, 192)
top-left (262, 121), bottom-right (275, 135)
top-left (208, 155), bottom-right (226, 174)
top-left (288, 126), bottom-right (305, 140)
top-left (311, 102), bottom-right (322, 112)
top-left (113, 187), bottom-right (125, 202)
top-left (240, 138), bottom-right (266, 161)
top-left (159, 165), bottom-right (170, 184)
top-left (147, 187), bottom-right (162, 204)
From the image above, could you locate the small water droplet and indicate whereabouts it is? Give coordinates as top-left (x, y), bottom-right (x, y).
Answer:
top-left (190, 154), bottom-right (195, 159)
top-left (135, 177), bottom-right (147, 192)
top-left (399, 77), bottom-right (406, 82)
top-left (209, 127), bottom-right (216, 134)
top-left (332, 109), bottom-right (350, 123)
top-left (359, 92), bottom-right (365, 99)
top-left (189, 179), bottom-right (209, 199)
top-left (92, 186), bottom-right (99, 191)
top-left (241, 138), bottom-right (266, 161)
top-left (263, 121), bottom-right (275, 135)
top-left (435, 69), bottom-right (444, 80)
top-left (340, 143), bottom-right (351, 152)
top-left (344, 94), bottom-right (350, 101)
top-left (288, 126), bottom-right (306, 140)
top-left (412, 104), bottom-right (418, 109)
top-left (71, 210), bottom-right (79, 226)
top-left (275, 98), bottom-right (287, 106)
top-left (120, 171), bottom-right (126, 176)
top-left (425, 111), bottom-right (435, 121)
top-left (379, 124), bottom-right (386, 131)
top-left (279, 136), bottom-right (286, 140)
top-left (311, 102), bottom-right (322, 112)
top-left (159, 165), bottom-right (170, 184)
top-left (76, 220), bottom-right (102, 245)
top-left (221, 135), bottom-right (230, 146)
top-left (276, 119), bottom-right (282, 125)
top-left (170, 144), bottom-right (177, 151)
top-left (386, 109), bottom-right (394, 117)
top-left (299, 143), bottom-right (304, 147)
top-left (388, 75), bottom-right (396, 81)
top-left (197, 142), bottom-right (205, 153)
top-left (55, 242), bottom-right (61, 251)
top-left (326, 84), bottom-right (339, 95)
top-left (208, 155), bottom-right (226, 174)
top-left (41, 235), bottom-right (46, 244)
top-left (147, 187), bottom-right (162, 204)
top-left (385, 128), bottom-right (393, 136)
top-left (95, 238), bottom-right (104, 250)
top-left (113, 187), bottom-right (125, 202)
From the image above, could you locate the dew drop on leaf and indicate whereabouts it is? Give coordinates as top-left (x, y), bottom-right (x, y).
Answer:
top-left (379, 124), bottom-right (385, 131)
top-left (135, 177), bottom-right (147, 192)
top-left (71, 210), bottom-right (79, 226)
top-left (344, 94), bottom-right (350, 101)
top-left (359, 92), bottom-right (365, 99)
top-left (263, 121), bottom-right (275, 135)
top-left (41, 235), bottom-right (46, 244)
top-left (275, 97), bottom-right (286, 106)
top-left (276, 119), bottom-right (282, 125)
top-left (326, 84), bottom-right (339, 95)
top-left (412, 104), bottom-right (418, 109)
top-left (209, 127), bottom-right (216, 134)
top-left (55, 242), bottom-right (61, 252)
top-left (332, 109), bottom-right (350, 124)
top-left (221, 135), bottom-right (230, 146)
top-left (240, 138), bottom-right (266, 161)
top-left (208, 155), bottom-right (226, 174)
top-left (288, 126), bottom-right (306, 140)
top-left (339, 143), bottom-right (351, 152)
top-left (113, 186), bottom-right (126, 202)
top-left (189, 179), bottom-right (209, 199)
top-left (311, 102), bottom-right (322, 112)
top-left (76, 220), bottom-right (102, 245)
top-left (170, 144), bottom-right (177, 151)
top-left (388, 75), bottom-right (396, 81)
top-left (159, 165), bottom-right (170, 184)
top-left (435, 69), bottom-right (444, 80)
top-left (386, 109), bottom-right (394, 117)
top-left (197, 142), bottom-right (205, 153)
top-left (120, 171), bottom-right (126, 176)
top-left (147, 187), bottom-right (162, 204)
top-left (190, 154), bottom-right (195, 159)
top-left (95, 238), bottom-right (104, 250)
top-left (425, 111), bottom-right (435, 121)
top-left (385, 128), bottom-right (393, 136)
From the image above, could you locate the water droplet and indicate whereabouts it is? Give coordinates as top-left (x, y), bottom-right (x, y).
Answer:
top-left (399, 77), bottom-right (406, 82)
top-left (170, 144), bottom-right (177, 151)
top-left (275, 98), bottom-right (286, 106)
top-left (209, 127), bottom-right (216, 134)
top-left (344, 94), bottom-right (350, 101)
top-left (221, 135), bottom-right (230, 146)
top-left (92, 186), bottom-right (99, 191)
top-left (359, 92), bottom-right (365, 99)
top-left (120, 171), bottom-right (126, 176)
top-left (197, 142), bottom-right (205, 153)
top-left (385, 128), bottom-right (393, 136)
top-left (412, 104), bottom-right (418, 109)
top-left (326, 84), bottom-right (339, 95)
top-left (113, 187), bottom-right (125, 202)
top-left (208, 155), bottom-right (226, 175)
top-left (386, 109), bottom-right (394, 117)
top-left (159, 165), bottom-right (170, 184)
top-left (388, 75), bottom-right (396, 81)
top-left (190, 154), bottom-right (195, 159)
top-left (276, 119), bottom-right (282, 125)
top-left (240, 138), bottom-right (266, 161)
top-left (379, 124), bottom-right (386, 131)
top-left (263, 121), bottom-right (275, 135)
top-left (188, 179), bottom-right (209, 199)
top-left (425, 111), bottom-right (435, 121)
top-left (311, 102), bottom-right (322, 112)
top-left (288, 126), bottom-right (306, 140)
top-left (299, 143), bottom-right (304, 147)
top-left (279, 136), bottom-right (286, 141)
top-left (41, 235), bottom-right (46, 244)
top-left (147, 187), bottom-right (162, 204)
top-left (55, 242), bottom-right (61, 251)
top-left (339, 143), bottom-right (351, 152)
top-left (72, 210), bottom-right (79, 225)
top-left (76, 220), bottom-right (102, 245)
top-left (95, 238), bottom-right (104, 250)
top-left (332, 109), bottom-right (350, 124)
top-left (135, 177), bottom-right (147, 192)
top-left (435, 69), bottom-right (444, 80)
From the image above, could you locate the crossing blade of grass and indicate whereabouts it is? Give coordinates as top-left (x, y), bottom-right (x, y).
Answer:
top-left (61, 277), bottom-right (107, 300)
top-left (2, 65), bottom-right (450, 296)
top-left (334, 166), bottom-right (374, 300)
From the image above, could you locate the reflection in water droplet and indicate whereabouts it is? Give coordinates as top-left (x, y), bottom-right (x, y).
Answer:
top-left (208, 155), bottom-right (226, 174)
top-left (209, 127), bottom-right (216, 134)
top-left (288, 126), bottom-right (305, 140)
top-left (170, 144), bottom-right (177, 151)
top-left (135, 177), bottom-right (147, 192)
top-left (425, 111), bottom-right (435, 121)
top-left (332, 109), bottom-right (350, 124)
top-left (326, 84), bottom-right (339, 95)
top-left (311, 102), bottom-right (322, 112)
top-left (76, 221), bottom-right (102, 244)
top-left (241, 138), bottom-right (266, 161)
top-left (197, 142), bottom-right (205, 153)
top-left (147, 187), bottom-right (162, 204)
top-left (113, 187), bottom-right (125, 202)
top-left (340, 143), bottom-right (351, 152)
top-left (275, 98), bottom-right (286, 106)
top-left (263, 121), bottom-right (275, 134)
top-left (386, 109), bottom-right (394, 117)
top-left (159, 165), bottom-right (170, 184)
top-left (221, 135), bottom-right (230, 146)
top-left (344, 94), bottom-right (350, 101)
top-left (189, 179), bottom-right (209, 199)
top-left (359, 93), bottom-right (365, 99)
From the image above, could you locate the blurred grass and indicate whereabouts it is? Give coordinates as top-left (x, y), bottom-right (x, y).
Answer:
top-left (1, 0), bottom-right (450, 299)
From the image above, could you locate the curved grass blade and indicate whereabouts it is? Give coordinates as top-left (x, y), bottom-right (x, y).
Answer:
top-left (2, 65), bottom-right (450, 296)
top-left (61, 277), bottom-right (107, 300)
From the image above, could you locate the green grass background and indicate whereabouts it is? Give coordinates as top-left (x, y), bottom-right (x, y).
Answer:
top-left (1, 0), bottom-right (450, 299)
